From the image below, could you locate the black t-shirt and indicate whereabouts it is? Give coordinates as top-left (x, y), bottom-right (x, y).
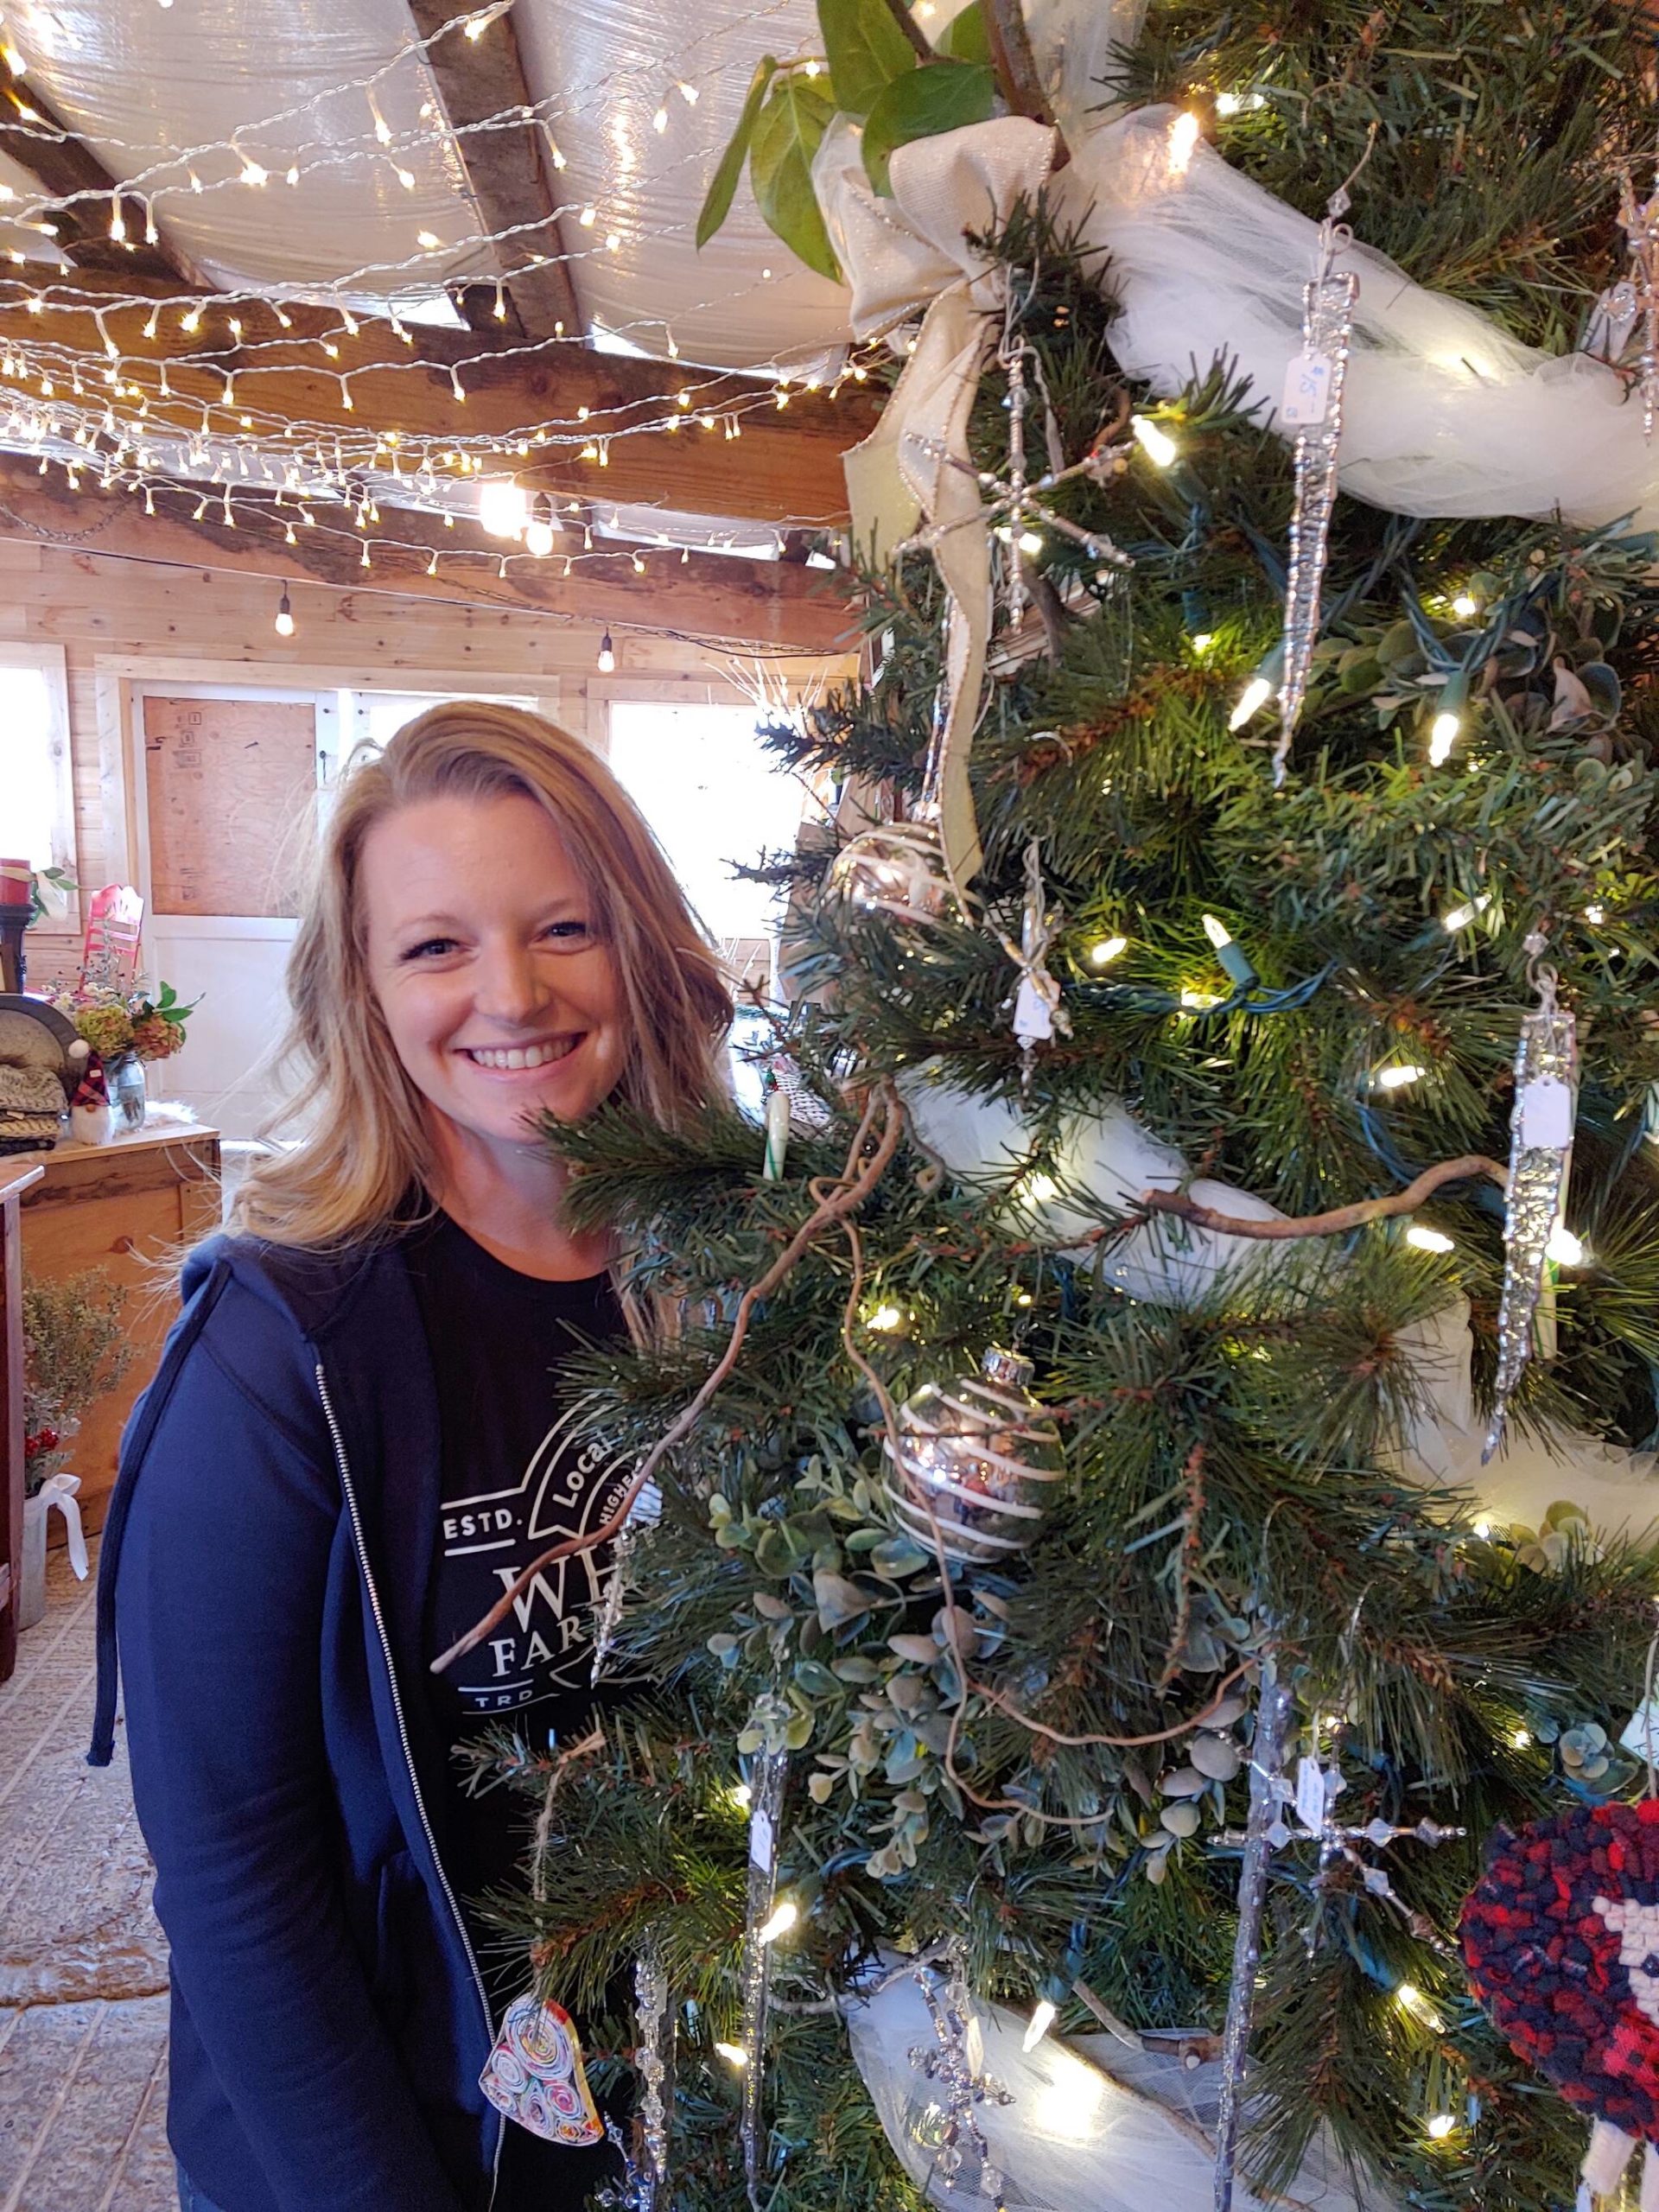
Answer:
top-left (406, 1211), bottom-right (631, 2206)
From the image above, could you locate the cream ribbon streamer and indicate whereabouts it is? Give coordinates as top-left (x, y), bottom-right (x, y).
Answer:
top-left (815, 116), bottom-right (1058, 889)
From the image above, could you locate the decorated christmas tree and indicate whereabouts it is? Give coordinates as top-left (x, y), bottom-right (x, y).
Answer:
top-left (453, 4), bottom-right (1659, 2205)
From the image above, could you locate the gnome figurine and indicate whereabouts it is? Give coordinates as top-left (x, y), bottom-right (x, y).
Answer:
top-left (68, 1039), bottom-right (113, 1147)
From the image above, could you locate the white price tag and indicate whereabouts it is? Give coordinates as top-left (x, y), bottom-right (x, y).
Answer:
top-left (1519, 1077), bottom-right (1574, 1148)
top-left (1294, 1757), bottom-right (1329, 1832)
top-left (1621, 1701), bottom-right (1659, 1762)
top-left (1281, 351), bottom-right (1333, 426)
top-left (749, 1808), bottom-right (775, 1872)
top-left (1013, 973), bottom-right (1054, 1046)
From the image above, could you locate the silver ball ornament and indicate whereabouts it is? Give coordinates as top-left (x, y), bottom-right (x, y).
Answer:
top-left (883, 1347), bottom-right (1064, 1564)
top-left (823, 821), bottom-right (950, 926)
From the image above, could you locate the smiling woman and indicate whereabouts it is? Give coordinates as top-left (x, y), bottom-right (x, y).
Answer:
top-left (87, 702), bottom-right (734, 2212)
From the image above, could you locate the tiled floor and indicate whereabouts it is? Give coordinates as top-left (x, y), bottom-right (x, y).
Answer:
top-left (0, 1541), bottom-right (174, 2212)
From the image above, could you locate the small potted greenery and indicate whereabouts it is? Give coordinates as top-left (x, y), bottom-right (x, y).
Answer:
top-left (20, 1269), bottom-right (133, 1628)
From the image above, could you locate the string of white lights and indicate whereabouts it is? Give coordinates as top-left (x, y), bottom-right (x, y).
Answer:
top-left (0, 498), bottom-right (849, 661)
top-left (0, 0), bottom-right (804, 245)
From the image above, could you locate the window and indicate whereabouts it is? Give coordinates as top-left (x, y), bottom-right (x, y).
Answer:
top-left (338, 687), bottom-right (541, 755)
top-left (0, 645), bottom-right (74, 921)
top-left (605, 697), bottom-right (808, 943)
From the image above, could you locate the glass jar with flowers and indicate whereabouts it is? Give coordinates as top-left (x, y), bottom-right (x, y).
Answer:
top-left (53, 981), bottom-right (198, 1132)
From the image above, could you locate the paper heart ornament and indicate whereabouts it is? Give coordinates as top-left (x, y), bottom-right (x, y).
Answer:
top-left (480, 1992), bottom-right (603, 2146)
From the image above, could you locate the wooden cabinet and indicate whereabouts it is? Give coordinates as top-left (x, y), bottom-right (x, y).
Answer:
top-left (16, 1121), bottom-right (221, 1534)
top-left (1, 1162), bottom-right (44, 1681)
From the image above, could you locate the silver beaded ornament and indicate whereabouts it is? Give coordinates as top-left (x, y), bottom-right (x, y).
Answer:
top-left (883, 1347), bottom-right (1064, 1565)
top-left (1484, 938), bottom-right (1578, 1463)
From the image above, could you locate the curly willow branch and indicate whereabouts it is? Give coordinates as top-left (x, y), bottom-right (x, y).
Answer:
top-left (1140, 1153), bottom-right (1505, 1242)
top-left (431, 1079), bottom-right (907, 1675)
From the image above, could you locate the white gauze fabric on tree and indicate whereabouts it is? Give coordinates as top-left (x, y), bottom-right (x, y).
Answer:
top-left (1054, 104), bottom-right (1659, 531)
top-left (842, 1967), bottom-right (1398, 2212)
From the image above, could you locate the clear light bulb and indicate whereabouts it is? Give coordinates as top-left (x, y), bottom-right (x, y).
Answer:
top-left (1426, 2114), bottom-right (1456, 2142)
top-left (1427, 709), bottom-right (1460, 766)
top-left (868, 1304), bottom-right (904, 1332)
top-left (1229, 675), bottom-right (1273, 732)
top-left (1374, 1064), bottom-right (1426, 1090)
top-left (1089, 935), bottom-right (1128, 967)
top-left (1546, 1224), bottom-right (1585, 1268)
top-left (1023, 1999), bottom-right (1058, 2054)
top-left (1405, 1225), bottom-right (1453, 1254)
top-left (273, 588), bottom-right (295, 638)
top-left (1168, 110), bottom-right (1201, 172)
top-left (757, 1898), bottom-right (798, 1946)
top-left (714, 2042), bottom-right (747, 2068)
top-left (1200, 913), bottom-right (1231, 949)
top-left (1131, 415), bottom-right (1179, 467)
top-left (596, 631), bottom-right (616, 674)
top-left (1441, 893), bottom-right (1491, 932)
top-left (478, 478), bottom-right (527, 538)
top-left (1451, 592), bottom-right (1478, 618)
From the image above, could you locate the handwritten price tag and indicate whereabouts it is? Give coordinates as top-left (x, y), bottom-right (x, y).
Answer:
top-left (749, 1808), bottom-right (775, 1872)
top-left (1281, 350), bottom-right (1334, 427)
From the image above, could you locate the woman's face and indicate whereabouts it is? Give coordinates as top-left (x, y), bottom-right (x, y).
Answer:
top-left (361, 791), bottom-right (627, 1157)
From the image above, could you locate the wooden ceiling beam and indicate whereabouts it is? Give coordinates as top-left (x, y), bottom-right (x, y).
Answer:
top-left (0, 448), bottom-right (858, 652)
top-left (404, 0), bottom-right (583, 343)
top-left (0, 264), bottom-right (875, 524)
top-left (0, 79), bottom-right (202, 289)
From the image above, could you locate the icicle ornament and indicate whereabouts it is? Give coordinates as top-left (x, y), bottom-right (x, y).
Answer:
top-left (736, 1706), bottom-right (791, 2206)
top-left (1617, 155), bottom-right (1659, 437)
top-left (1484, 938), bottom-right (1578, 1462)
top-left (1211, 1659), bottom-right (1294, 2212)
top-left (1273, 200), bottom-right (1358, 784)
top-left (631, 1936), bottom-right (673, 2210)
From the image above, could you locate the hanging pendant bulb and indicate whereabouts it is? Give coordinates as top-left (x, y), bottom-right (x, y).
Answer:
top-left (273, 588), bottom-right (295, 638)
top-left (596, 630), bottom-right (615, 674)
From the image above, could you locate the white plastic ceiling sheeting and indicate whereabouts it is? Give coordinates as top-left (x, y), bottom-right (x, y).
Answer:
top-left (0, 143), bottom-right (69, 267)
top-left (511, 0), bottom-right (849, 370)
top-left (5, 0), bottom-right (494, 302)
top-left (2, 0), bottom-right (856, 373)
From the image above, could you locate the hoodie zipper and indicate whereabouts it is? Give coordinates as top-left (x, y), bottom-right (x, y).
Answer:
top-left (315, 1361), bottom-right (505, 2208)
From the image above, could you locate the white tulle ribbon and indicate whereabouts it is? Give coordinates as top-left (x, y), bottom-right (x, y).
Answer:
top-left (35, 1471), bottom-right (88, 1580)
top-left (1055, 104), bottom-right (1659, 533)
top-left (816, 115), bottom-right (1059, 888)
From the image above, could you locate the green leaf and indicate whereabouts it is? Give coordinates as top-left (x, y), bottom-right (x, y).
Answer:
top-left (695, 55), bottom-right (779, 250)
top-left (750, 77), bottom-right (842, 282)
top-left (935, 1), bottom-right (990, 65)
top-left (817, 0), bottom-right (917, 118)
top-left (861, 60), bottom-right (995, 197)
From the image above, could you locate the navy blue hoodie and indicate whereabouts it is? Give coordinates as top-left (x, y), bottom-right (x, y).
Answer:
top-left (90, 1230), bottom-right (505, 2212)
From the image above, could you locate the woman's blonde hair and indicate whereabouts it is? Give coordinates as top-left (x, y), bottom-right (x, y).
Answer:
top-left (230, 700), bottom-right (734, 1248)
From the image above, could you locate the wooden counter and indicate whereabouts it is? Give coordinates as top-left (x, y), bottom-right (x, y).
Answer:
top-left (15, 1119), bottom-right (221, 1533)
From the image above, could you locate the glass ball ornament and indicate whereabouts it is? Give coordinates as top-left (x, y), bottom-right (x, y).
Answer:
top-left (823, 821), bottom-right (950, 926)
top-left (883, 1348), bottom-right (1065, 1563)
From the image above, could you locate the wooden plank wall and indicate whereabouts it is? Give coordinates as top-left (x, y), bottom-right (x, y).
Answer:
top-left (0, 539), bottom-right (845, 989)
